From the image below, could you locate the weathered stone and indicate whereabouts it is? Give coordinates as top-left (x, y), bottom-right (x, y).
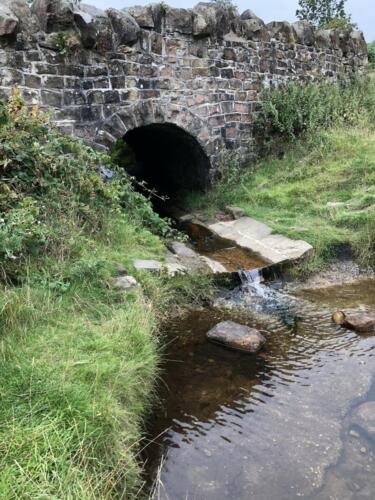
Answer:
top-left (200, 256), bottom-right (227, 274)
top-left (168, 241), bottom-right (198, 259)
top-left (0, 4), bottom-right (18, 36)
top-left (292, 21), bottom-right (315, 46)
top-left (166, 262), bottom-right (187, 276)
top-left (165, 8), bottom-right (193, 35)
top-left (106, 8), bottom-right (140, 47)
top-left (351, 402), bottom-right (375, 439)
top-left (267, 21), bottom-right (296, 44)
top-left (133, 259), bottom-right (163, 272)
top-left (240, 9), bottom-right (264, 24)
top-left (0, 0), bottom-right (35, 36)
top-left (240, 18), bottom-right (269, 42)
top-left (112, 275), bottom-right (139, 291)
top-left (74, 3), bottom-right (114, 51)
top-left (193, 2), bottom-right (238, 39)
top-left (206, 320), bottom-right (266, 353)
top-left (31, 0), bottom-right (79, 32)
top-left (123, 5), bottom-right (154, 30)
top-left (207, 217), bottom-right (313, 264)
top-left (332, 311), bottom-right (375, 333)
top-left (225, 206), bottom-right (245, 220)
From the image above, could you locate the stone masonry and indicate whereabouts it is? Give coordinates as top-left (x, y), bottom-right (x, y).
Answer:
top-left (0, 0), bottom-right (368, 178)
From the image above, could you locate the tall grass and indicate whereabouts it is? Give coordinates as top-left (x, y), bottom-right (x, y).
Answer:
top-left (0, 93), bottom-right (215, 497)
top-left (184, 76), bottom-right (375, 270)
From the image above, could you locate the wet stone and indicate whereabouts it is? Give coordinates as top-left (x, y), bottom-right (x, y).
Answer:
top-left (332, 311), bottom-right (375, 333)
top-left (351, 402), bottom-right (375, 439)
top-left (206, 320), bottom-right (266, 353)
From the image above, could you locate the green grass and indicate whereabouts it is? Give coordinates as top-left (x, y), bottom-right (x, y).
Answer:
top-left (0, 94), bottom-right (215, 498)
top-left (184, 126), bottom-right (375, 269)
top-left (0, 214), bottom-right (214, 498)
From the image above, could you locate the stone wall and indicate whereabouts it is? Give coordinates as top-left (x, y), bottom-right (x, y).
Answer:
top-left (0, 1), bottom-right (368, 178)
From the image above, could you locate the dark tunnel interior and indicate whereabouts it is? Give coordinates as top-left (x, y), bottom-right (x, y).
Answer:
top-left (121, 123), bottom-right (211, 212)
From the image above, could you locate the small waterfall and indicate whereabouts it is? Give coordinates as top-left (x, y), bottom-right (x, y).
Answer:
top-left (238, 268), bottom-right (300, 330)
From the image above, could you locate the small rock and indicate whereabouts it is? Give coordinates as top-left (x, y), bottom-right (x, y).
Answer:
top-left (225, 206), bottom-right (245, 220)
top-left (351, 401), bottom-right (375, 439)
top-left (200, 256), bottom-right (227, 274)
top-left (206, 320), bottom-right (266, 354)
top-left (179, 214), bottom-right (194, 223)
top-left (349, 429), bottom-right (360, 438)
top-left (332, 311), bottom-right (375, 333)
top-left (112, 275), bottom-right (139, 291)
top-left (133, 259), bottom-right (162, 272)
top-left (360, 447), bottom-right (367, 454)
top-left (166, 262), bottom-right (187, 277)
top-left (168, 241), bottom-right (198, 259)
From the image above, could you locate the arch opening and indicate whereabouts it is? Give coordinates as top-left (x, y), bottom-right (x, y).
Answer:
top-left (119, 123), bottom-right (210, 212)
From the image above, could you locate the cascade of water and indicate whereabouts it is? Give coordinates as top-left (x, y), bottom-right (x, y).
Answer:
top-left (237, 268), bottom-right (300, 329)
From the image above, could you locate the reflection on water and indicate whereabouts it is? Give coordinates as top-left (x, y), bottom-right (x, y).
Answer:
top-left (145, 280), bottom-right (375, 500)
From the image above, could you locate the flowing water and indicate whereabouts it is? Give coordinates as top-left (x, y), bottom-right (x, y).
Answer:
top-left (145, 275), bottom-right (375, 499)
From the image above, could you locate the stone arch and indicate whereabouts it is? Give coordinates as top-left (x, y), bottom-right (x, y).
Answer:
top-left (94, 102), bottom-right (213, 204)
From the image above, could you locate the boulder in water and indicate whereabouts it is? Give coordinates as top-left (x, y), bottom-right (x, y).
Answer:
top-left (206, 320), bottom-right (266, 353)
top-left (332, 311), bottom-right (375, 333)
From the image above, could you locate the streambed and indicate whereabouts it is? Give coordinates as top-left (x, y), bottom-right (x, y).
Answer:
top-left (145, 276), bottom-right (375, 499)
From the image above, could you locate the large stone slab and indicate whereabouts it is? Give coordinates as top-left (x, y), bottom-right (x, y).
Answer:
top-left (208, 217), bottom-right (312, 265)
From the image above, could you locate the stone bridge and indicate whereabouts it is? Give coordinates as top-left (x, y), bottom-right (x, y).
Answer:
top-left (0, 0), bottom-right (368, 195)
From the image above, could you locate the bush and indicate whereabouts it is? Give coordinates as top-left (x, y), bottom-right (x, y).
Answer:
top-left (368, 41), bottom-right (375, 69)
top-left (0, 88), bottom-right (173, 280)
top-left (257, 76), bottom-right (375, 141)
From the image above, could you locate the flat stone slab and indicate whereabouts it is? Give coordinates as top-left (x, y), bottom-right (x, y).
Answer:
top-left (206, 320), bottom-right (266, 353)
top-left (133, 259), bottom-right (163, 272)
top-left (208, 217), bottom-right (312, 265)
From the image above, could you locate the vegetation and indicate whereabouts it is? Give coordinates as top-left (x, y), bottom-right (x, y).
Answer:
top-left (296, 0), bottom-right (355, 30)
top-left (0, 90), bottom-right (213, 497)
top-left (183, 76), bottom-right (375, 270)
top-left (368, 41), bottom-right (375, 70)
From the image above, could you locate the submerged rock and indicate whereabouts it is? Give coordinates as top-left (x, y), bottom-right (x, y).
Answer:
top-left (351, 401), bottom-right (375, 439)
top-left (206, 320), bottom-right (266, 353)
top-left (332, 311), bottom-right (375, 333)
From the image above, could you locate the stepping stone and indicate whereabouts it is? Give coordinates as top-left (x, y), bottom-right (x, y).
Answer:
top-left (206, 320), bottom-right (266, 353)
top-left (133, 259), bottom-right (162, 272)
top-left (208, 217), bottom-right (312, 264)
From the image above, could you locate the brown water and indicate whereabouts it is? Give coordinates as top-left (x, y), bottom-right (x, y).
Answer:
top-left (184, 221), bottom-right (267, 272)
top-left (145, 278), bottom-right (375, 499)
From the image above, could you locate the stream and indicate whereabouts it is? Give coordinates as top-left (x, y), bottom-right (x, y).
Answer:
top-left (144, 228), bottom-right (375, 499)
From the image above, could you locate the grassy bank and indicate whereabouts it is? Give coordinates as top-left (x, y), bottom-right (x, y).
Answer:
top-left (184, 77), bottom-right (375, 269)
top-left (0, 92), bottom-right (212, 497)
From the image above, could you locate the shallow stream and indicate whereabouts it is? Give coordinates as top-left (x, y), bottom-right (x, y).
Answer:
top-left (145, 274), bottom-right (375, 499)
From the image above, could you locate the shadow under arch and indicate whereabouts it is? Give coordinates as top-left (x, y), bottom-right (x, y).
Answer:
top-left (121, 122), bottom-right (211, 210)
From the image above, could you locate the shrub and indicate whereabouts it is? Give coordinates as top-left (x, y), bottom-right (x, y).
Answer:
top-left (0, 88), bottom-right (173, 280)
top-left (368, 41), bottom-right (375, 69)
top-left (257, 76), bottom-right (375, 141)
